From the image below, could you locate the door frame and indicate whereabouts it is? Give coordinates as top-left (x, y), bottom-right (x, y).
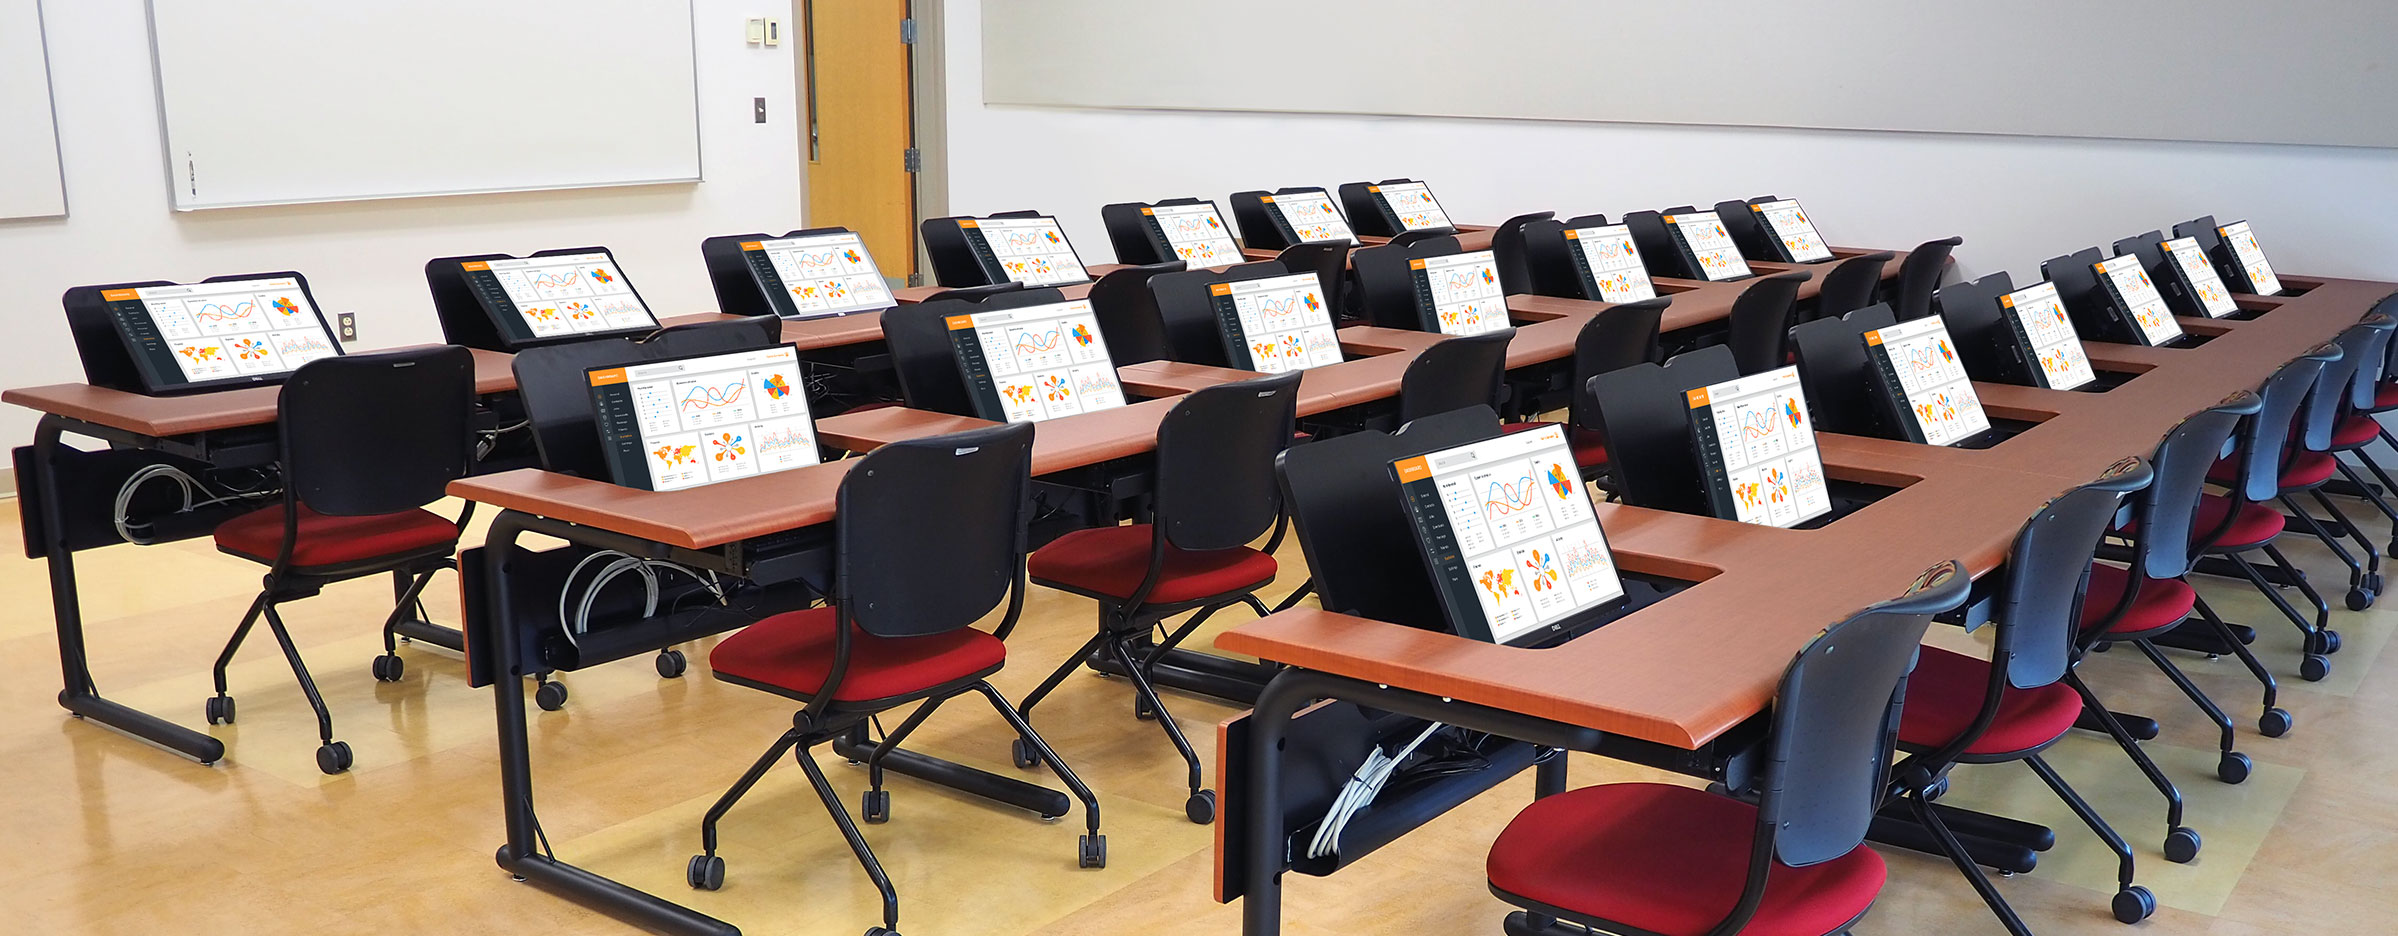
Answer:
top-left (790, 0), bottom-right (948, 288)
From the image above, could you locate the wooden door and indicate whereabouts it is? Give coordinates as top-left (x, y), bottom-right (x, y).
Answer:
top-left (802, 0), bottom-right (916, 282)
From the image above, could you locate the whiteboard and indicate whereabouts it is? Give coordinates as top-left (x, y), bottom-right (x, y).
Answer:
top-left (983, 0), bottom-right (2398, 150)
top-left (147, 1), bottom-right (703, 211)
top-left (1, 0), bottom-right (67, 220)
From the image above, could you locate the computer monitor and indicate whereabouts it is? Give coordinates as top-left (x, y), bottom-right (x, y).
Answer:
top-left (1410, 250), bottom-right (1511, 336)
top-left (1356, 180), bottom-right (1456, 234)
top-left (83, 274), bottom-right (344, 394)
top-left (1998, 281), bottom-right (2097, 391)
top-left (1562, 224), bottom-right (1658, 302)
top-left (584, 345), bottom-right (820, 492)
top-left (2215, 220), bottom-right (2284, 297)
top-left (729, 231), bottom-right (896, 320)
top-left (1861, 316), bottom-right (1992, 446)
top-left (944, 298), bottom-right (1127, 422)
top-left (457, 249), bottom-right (661, 345)
top-left (1687, 366), bottom-right (1833, 528)
top-left (1747, 199), bottom-right (1834, 263)
top-left (1391, 424), bottom-right (1627, 646)
top-left (1207, 272), bottom-right (1344, 374)
top-left (1257, 188), bottom-right (1358, 246)
top-left (1136, 202), bottom-right (1243, 266)
top-left (951, 215), bottom-right (1092, 287)
top-left (1663, 210), bottom-right (1753, 282)
top-left (2158, 237), bottom-right (2240, 318)
top-left (2093, 253), bottom-right (2185, 347)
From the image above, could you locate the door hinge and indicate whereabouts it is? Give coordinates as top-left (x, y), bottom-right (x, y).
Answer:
top-left (900, 18), bottom-right (917, 44)
top-left (903, 147), bottom-right (921, 173)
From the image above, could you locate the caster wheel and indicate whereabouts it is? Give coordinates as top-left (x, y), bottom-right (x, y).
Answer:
top-left (1078, 833), bottom-right (1108, 869)
top-left (1925, 775), bottom-right (1951, 802)
top-left (2164, 826), bottom-right (2202, 863)
top-left (1186, 789), bottom-right (1217, 825)
top-left (372, 654), bottom-right (405, 682)
top-left (2113, 885), bottom-right (2157, 924)
top-left (2301, 654), bottom-right (2331, 682)
top-left (1133, 696), bottom-right (1157, 721)
top-left (862, 789), bottom-right (891, 824)
top-left (1010, 738), bottom-right (1041, 769)
top-left (205, 695), bottom-right (236, 725)
top-left (2091, 641), bottom-right (2112, 653)
top-left (2347, 588), bottom-right (2374, 612)
top-left (316, 740), bottom-right (353, 775)
top-left (865, 927), bottom-right (899, 936)
top-left (2217, 751), bottom-right (2253, 784)
top-left (656, 649), bottom-right (688, 679)
top-left (2260, 707), bottom-right (2294, 738)
top-left (535, 680), bottom-right (569, 711)
top-left (2322, 629), bottom-right (2344, 654)
top-left (687, 854), bottom-right (724, 891)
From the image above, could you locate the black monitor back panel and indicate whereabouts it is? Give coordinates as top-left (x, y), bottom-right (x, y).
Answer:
top-left (698, 226), bottom-right (892, 321)
top-left (1336, 179), bottom-right (1457, 239)
top-left (2173, 214), bottom-right (2248, 292)
top-left (1619, 211), bottom-right (1686, 279)
top-left (1148, 261), bottom-right (1295, 368)
top-left (1227, 187), bottom-right (1355, 252)
top-left (1277, 406), bottom-right (1499, 630)
top-left (62, 279), bottom-right (177, 394)
top-left (1931, 271), bottom-right (2031, 385)
top-left (1787, 304), bottom-right (1900, 440)
top-left (1350, 235), bottom-right (1464, 330)
top-left (425, 247), bottom-right (658, 352)
top-left (2040, 247), bottom-right (2127, 343)
top-left (1101, 198), bottom-right (1242, 268)
top-left (1715, 199), bottom-right (1776, 261)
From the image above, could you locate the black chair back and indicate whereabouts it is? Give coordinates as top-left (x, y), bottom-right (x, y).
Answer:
top-left (1894, 236), bottom-right (1962, 321)
top-left (1276, 406), bottom-right (1499, 631)
top-left (1488, 211), bottom-right (1556, 297)
top-left (837, 422), bottom-right (1034, 639)
top-left (2347, 314), bottom-right (2397, 411)
top-left (640, 315), bottom-right (781, 358)
top-left (1569, 299), bottom-right (1667, 432)
top-left (1727, 271), bottom-right (1813, 375)
top-left (2132, 395), bottom-right (2258, 579)
top-left (1275, 242), bottom-right (1355, 322)
top-left (1998, 458), bottom-right (2152, 688)
top-left (1085, 260), bottom-right (1188, 366)
top-left (1619, 210), bottom-right (1682, 279)
top-left (1155, 373), bottom-right (1302, 552)
top-left (2042, 247), bottom-right (2112, 339)
top-left (1814, 251), bottom-right (1894, 321)
top-left (2227, 348), bottom-right (2337, 505)
top-left (2303, 322), bottom-right (2383, 450)
top-left (1931, 271), bottom-right (2020, 384)
top-left (1788, 304), bottom-right (1899, 438)
top-left (881, 288), bottom-right (1067, 416)
top-left (1149, 261), bottom-right (1293, 368)
top-left (511, 336), bottom-right (643, 478)
top-left (1587, 346), bottom-right (1738, 516)
top-left (1399, 329), bottom-right (1512, 423)
top-left (2112, 230), bottom-right (2169, 276)
top-left (281, 346), bottom-right (475, 517)
top-left (1353, 235), bottom-right (1464, 330)
top-left (1385, 230), bottom-right (1446, 248)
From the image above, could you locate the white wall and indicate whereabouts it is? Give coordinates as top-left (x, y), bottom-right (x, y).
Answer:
top-left (941, 0), bottom-right (2398, 291)
top-left (0, 1), bottom-right (802, 448)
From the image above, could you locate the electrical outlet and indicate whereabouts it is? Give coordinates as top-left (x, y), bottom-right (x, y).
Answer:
top-left (336, 311), bottom-right (358, 342)
top-left (764, 18), bottom-right (781, 46)
top-left (754, 97), bottom-right (767, 124)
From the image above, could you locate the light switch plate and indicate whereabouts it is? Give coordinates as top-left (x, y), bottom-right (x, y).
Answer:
top-left (745, 17), bottom-right (765, 44)
top-left (754, 98), bottom-right (767, 123)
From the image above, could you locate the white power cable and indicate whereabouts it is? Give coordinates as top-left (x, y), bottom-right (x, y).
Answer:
top-left (1307, 721), bottom-right (1446, 860)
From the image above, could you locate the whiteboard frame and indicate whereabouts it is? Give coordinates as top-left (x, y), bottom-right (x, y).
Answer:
top-left (143, 0), bottom-right (706, 212)
top-left (2, 0), bottom-right (68, 221)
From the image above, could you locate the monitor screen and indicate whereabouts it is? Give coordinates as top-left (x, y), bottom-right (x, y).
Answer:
top-left (1863, 315), bottom-right (1992, 446)
top-left (2161, 237), bottom-right (2239, 318)
top-left (2216, 221), bottom-right (2282, 296)
top-left (1209, 272), bottom-right (1344, 374)
top-left (586, 346), bottom-right (820, 492)
top-left (1392, 424), bottom-right (1627, 645)
top-left (945, 299), bottom-right (1127, 423)
top-left (1142, 203), bottom-right (1243, 266)
top-left (1411, 250), bottom-right (1510, 336)
top-left (1750, 199), bottom-right (1834, 263)
top-left (461, 251), bottom-right (659, 342)
top-left (1688, 366), bottom-right (1833, 528)
top-left (2095, 253), bottom-right (2183, 346)
top-left (100, 276), bottom-right (343, 391)
top-left (1263, 189), bottom-right (1357, 246)
top-left (738, 232), bottom-right (895, 320)
top-left (1369, 181), bottom-right (1455, 232)
top-left (958, 216), bottom-right (1090, 286)
top-left (1665, 211), bottom-right (1753, 281)
top-left (1564, 225), bottom-right (1658, 303)
top-left (1999, 281), bottom-right (2096, 391)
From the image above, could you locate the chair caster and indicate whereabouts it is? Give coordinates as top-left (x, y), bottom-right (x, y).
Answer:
top-left (2113, 885), bottom-right (2157, 924)
top-left (1186, 789), bottom-right (1217, 824)
top-left (2260, 707), bottom-right (2294, 738)
top-left (1133, 695), bottom-right (1157, 721)
top-left (205, 694), bottom-right (236, 725)
top-left (2301, 654), bottom-right (2331, 682)
top-left (2217, 751), bottom-right (2252, 784)
top-left (2316, 629), bottom-right (2344, 655)
top-left (1924, 775), bottom-right (1950, 802)
top-left (864, 927), bottom-right (899, 936)
top-left (2090, 641), bottom-right (2111, 653)
top-left (2347, 587), bottom-right (2375, 612)
top-left (656, 649), bottom-right (687, 679)
top-left (862, 789), bottom-right (891, 824)
top-left (1078, 833), bottom-right (1107, 869)
top-left (2164, 826), bottom-right (2202, 863)
top-left (535, 679), bottom-right (570, 711)
top-left (316, 740), bottom-right (353, 775)
top-left (687, 854), bottom-right (724, 891)
top-left (371, 653), bottom-right (405, 682)
top-left (1010, 737), bottom-right (1041, 769)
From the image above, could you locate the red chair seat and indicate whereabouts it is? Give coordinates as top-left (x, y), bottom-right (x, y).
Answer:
top-left (214, 504), bottom-right (458, 569)
top-left (1028, 524), bottom-right (1277, 605)
top-left (1897, 647), bottom-right (2081, 757)
top-left (2079, 563), bottom-right (2195, 637)
top-left (2371, 383), bottom-right (2398, 413)
top-left (1487, 782), bottom-right (1885, 936)
top-left (709, 607), bottom-right (1004, 703)
top-left (2332, 414), bottom-right (2381, 448)
top-left (1497, 421), bottom-right (1611, 468)
top-left (2207, 450), bottom-right (2336, 490)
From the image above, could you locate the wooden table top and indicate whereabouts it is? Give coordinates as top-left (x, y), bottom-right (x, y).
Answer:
top-left (1215, 274), bottom-right (2397, 749)
top-left (3, 347), bottom-right (518, 439)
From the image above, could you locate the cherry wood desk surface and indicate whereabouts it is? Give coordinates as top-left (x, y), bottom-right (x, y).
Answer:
top-left (4, 347), bottom-right (518, 439)
top-left (1214, 274), bottom-right (2394, 750)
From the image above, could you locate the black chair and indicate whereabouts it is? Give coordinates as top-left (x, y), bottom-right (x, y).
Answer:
top-left (1486, 560), bottom-right (1967, 936)
top-left (2294, 316), bottom-right (2398, 608)
top-left (1489, 211), bottom-right (1557, 297)
top-left (1788, 304), bottom-right (1900, 438)
top-left (1587, 346), bottom-right (1740, 517)
top-left (1276, 242), bottom-right (1356, 323)
top-left (1893, 459), bottom-right (2161, 931)
top-left (511, 337), bottom-right (642, 479)
top-left (2317, 313), bottom-right (2398, 565)
top-left (1892, 237), bottom-right (1962, 321)
top-left (1726, 271), bottom-right (1813, 375)
top-left (1399, 329), bottom-right (1514, 424)
top-left (1505, 299), bottom-right (1667, 482)
top-left (640, 314), bottom-right (781, 357)
top-left (689, 423), bottom-right (1104, 935)
top-left (205, 347), bottom-right (476, 775)
top-left (1020, 373), bottom-right (1302, 824)
top-left (2204, 347), bottom-right (2342, 682)
top-left (1084, 260), bottom-right (1188, 365)
top-left (881, 288), bottom-right (1068, 417)
top-left (1813, 250), bottom-right (1895, 321)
